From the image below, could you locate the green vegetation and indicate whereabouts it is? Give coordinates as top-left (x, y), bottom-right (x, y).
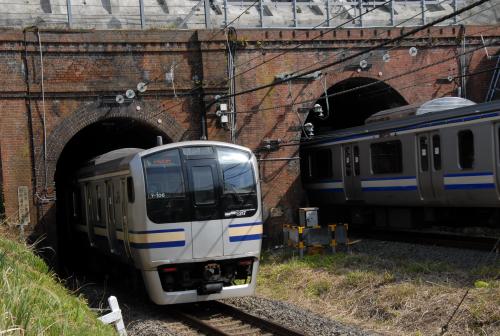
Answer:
top-left (0, 232), bottom-right (115, 336)
top-left (257, 250), bottom-right (500, 335)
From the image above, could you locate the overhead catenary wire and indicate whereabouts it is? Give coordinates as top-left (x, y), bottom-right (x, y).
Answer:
top-left (212, 0), bottom-right (493, 103)
top-left (233, 36), bottom-right (499, 116)
top-left (228, 0), bottom-right (392, 81)
top-left (152, 0), bottom-right (490, 120)
top-left (288, 0), bottom-right (498, 78)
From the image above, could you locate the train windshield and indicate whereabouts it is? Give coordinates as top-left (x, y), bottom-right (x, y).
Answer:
top-left (217, 148), bottom-right (258, 218)
top-left (143, 149), bottom-right (189, 223)
top-left (217, 148), bottom-right (255, 194)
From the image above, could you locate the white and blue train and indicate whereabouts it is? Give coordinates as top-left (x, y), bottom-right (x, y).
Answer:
top-left (301, 98), bottom-right (500, 227)
top-left (71, 141), bottom-right (262, 304)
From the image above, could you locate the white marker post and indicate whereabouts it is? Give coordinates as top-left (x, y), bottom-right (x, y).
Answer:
top-left (98, 296), bottom-right (127, 336)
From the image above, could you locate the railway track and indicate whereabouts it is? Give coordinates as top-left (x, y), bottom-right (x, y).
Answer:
top-left (351, 228), bottom-right (499, 251)
top-left (166, 301), bottom-right (307, 336)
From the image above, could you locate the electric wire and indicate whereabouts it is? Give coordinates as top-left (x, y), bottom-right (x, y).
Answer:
top-left (213, 0), bottom-right (492, 102)
top-left (150, 0), bottom-right (487, 120)
top-left (230, 0), bottom-right (392, 78)
top-left (289, 0), bottom-right (498, 78)
top-left (234, 35), bottom-right (499, 115)
top-left (232, 0), bottom-right (437, 82)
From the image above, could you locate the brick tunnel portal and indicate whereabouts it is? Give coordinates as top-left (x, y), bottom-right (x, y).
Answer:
top-left (55, 117), bottom-right (168, 266)
top-left (307, 77), bottom-right (408, 133)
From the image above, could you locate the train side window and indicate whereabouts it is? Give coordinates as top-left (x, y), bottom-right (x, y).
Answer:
top-left (419, 136), bottom-right (429, 172)
top-left (311, 149), bottom-right (332, 180)
top-left (354, 146), bottom-right (360, 176)
top-left (126, 177), bottom-right (135, 203)
top-left (344, 147), bottom-right (351, 176)
top-left (458, 130), bottom-right (474, 169)
top-left (192, 166), bottom-right (216, 205)
top-left (370, 140), bottom-right (403, 174)
top-left (432, 135), bottom-right (441, 170)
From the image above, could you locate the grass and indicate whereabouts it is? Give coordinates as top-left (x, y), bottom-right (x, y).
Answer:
top-left (0, 224), bottom-right (115, 336)
top-left (257, 247), bottom-right (500, 335)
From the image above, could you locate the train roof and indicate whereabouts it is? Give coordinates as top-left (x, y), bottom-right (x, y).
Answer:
top-left (76, 141), bottom-right (254, 180)
top-left (302, 99), bottom-right (500, 147)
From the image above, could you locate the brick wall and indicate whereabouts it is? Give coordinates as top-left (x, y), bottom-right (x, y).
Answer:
top-left (0, 26), bottom-right (498, 246)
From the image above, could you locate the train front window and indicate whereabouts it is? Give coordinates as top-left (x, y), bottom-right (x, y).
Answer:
top-left (143, 149), bottom-right (189, 223)
top-left (217, 148), bottom-right (258, 218)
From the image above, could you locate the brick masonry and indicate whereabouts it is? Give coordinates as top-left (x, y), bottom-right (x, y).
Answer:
top-left (0, 26), bottom-right (498, 246)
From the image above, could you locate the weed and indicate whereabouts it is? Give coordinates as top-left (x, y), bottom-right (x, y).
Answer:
top-left (0, 235), bottom-right (114, 335)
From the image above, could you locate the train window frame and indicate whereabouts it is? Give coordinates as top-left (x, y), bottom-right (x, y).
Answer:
top-left (419, 136), bottom-right (429, 172)
top-left (370, 140), bottom-right (403, 174)
top-left (354, 145), bottom-right (360, 176)
top-left (126, 177), bottom-right (135, 203)
top-left (311, 148), bottom-right (332, 180)
top-left (432, 134), bottom-right (441, 171)
top-left (458, 129), bottom-right (474, 170)
top-left (344, 147), bottom-right (352, 177)
top-left (192, 166), bottom-right (216, 206)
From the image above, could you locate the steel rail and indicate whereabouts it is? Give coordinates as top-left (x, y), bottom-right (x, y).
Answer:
top-left (167, 301), bottom-right (308, 336)
top-left (211, 301), bottom-right (307, 336)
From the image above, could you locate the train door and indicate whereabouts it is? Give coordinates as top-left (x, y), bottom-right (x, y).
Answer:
top-left (120, 178), bottom-right (132, 259)
top-left (495, 124), bottom-right (500, 198)
top-left (416, 132), bottom-right (443, 200)
top-left (186, 159), bottom-right (223, 259)
top-left (84, 183), bottom-right (95, 246)
top-left (343, 144), bottom-right (362, 200)
top-left (105, 180), bottom-right (118, 254)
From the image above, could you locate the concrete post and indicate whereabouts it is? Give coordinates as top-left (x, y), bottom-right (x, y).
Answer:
top-left (223, 0), bottom-right (228, 26)
top-left (204, 0), bottom-right (211, 28)
top-left (259, 0), bottom-right (264, 28)
top-left (293, 0), bottom-right (297, 27)
top-left (326, 0), bottom-right (331, 27)
top-left (421, 0), bottom-right (426, 25)
top-left (139, 0), bottom-right (145, 29)
top-left (390, 0), bottom-right (395, 26)
top-left (358, 0), bottom-right (363, 27)
top-left (66, 0), bottom-right (72, 28)
top-left (453, 0), bottom-right (458, 24)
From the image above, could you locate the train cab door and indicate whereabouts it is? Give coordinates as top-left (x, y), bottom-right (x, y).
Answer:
top-left (343, 144), bottom-right (362, 200)
top-left (417, 132), bottom-right (443, 201)
top-left (186, 159), bottom-right (224, 259)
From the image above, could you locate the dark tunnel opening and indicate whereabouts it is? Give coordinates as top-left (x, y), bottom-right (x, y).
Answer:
top-left (55, 117), bottom-right (168, 268)
top-left (305, 77), bottom-right (408, 134)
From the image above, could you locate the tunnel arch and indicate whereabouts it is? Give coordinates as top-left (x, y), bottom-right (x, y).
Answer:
top-left (37, 100), bottom-right (187, 264)
top-left (305, 77), bottom-right (408, 134)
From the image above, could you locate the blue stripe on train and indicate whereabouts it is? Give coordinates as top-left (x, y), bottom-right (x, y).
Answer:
top-left (129, 241), bottom-right (186, 249)
top-left (361, 176), bottom-right (416, 181)
top-left (128, 228), bottom-right (184, 234)
top-left (362, 186), bottom-right (418, 191)
top-left (317, 188), bottom-right (344, 192)
top-left (444, 183), bottom-right (496, 190)
top-left (229, 234), bottom-right (262, 242)
top-left (444, 172), bottom-right (493, 177)
top-left (228, 222), bottom-right (262, 228)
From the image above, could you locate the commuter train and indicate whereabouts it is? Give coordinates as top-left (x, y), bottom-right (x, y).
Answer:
top-left (301, 98), bottom-right (500, 228)
top-left (71, 141), bottom-right (262, 304)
